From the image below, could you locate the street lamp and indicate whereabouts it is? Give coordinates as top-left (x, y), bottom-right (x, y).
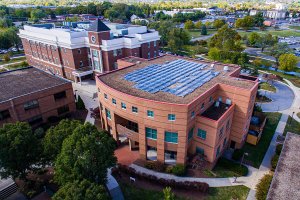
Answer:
top-left (290, 112), bottom-right (295, 125)
top-left (240, 152), bottom-right (249, 166)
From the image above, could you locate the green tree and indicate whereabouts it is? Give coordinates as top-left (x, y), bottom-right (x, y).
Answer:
top-left (30, 9), bottom-right (46, 22)
top-left (201, 25), bottom-right (207, 35)
top-left (53, 179), bottom-right (109, 200)
top-left (279, 53), bottom-right (298, 71)
top-left (3, 53), bottom-right (10, 62)
top-left (163, 187), bottom-right (175, 200)
top-left (0, 122), bottom-right (41, 181)
top-left (253, 12), bottom-right (265, 28)
top-left (248, 32), bottom-right (261, 46)
top-left (238, 53), bottom-right (250, 68)
top-left (194, 21), bottom-right (202, 29)
top-left (54, 123), bottom-right (117, 185)
top-left (213, 19), bottom-right (225, 29)
top-left (256, 33), bottom-right (277, 52)
top-left (148, 21), bottom-right (175, 47)
top-left (167, 28), bottom-right (191, 54)
top-left (43, 119), bottom-right (82, 162)
top-left (184, 20), bottom-right (194, 29)
top-left (208, 47), bottom-right (221, 61)
top-left (269, 42), bottom-right (292, 66)
top-left (235, 16), bottom-right (254, 30)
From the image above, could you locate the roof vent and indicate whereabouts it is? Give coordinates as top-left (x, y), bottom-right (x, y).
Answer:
top-left (223, 66), bottom-right (229, 71)
top-left (211, 64), bottom-right (215, 68)
top-left (165, 61), bottom-right (170, 64)
top-left (136, 61), bottom-right (141, 64)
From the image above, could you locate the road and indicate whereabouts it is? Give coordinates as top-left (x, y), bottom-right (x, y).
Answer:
top-left (191, 33), bottom-right (215, 42)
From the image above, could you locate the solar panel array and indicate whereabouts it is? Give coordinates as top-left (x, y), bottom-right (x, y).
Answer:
top-left (124, 59), bottom-right (219, 97)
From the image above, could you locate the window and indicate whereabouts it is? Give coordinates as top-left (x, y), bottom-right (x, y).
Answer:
top-left (148, 52), bottom-right (151, 59)
top-left (154, 51), bottom-right (157, 57)
top-left (197, 128), bottom-right (206, 140)
top-left (98, 88), bottom-right (101, 93)
top-left (218, 97), bottom-right (222, 102)
top-left (92, 50), bottom-right (98, 58)
top-left (113, 62), bottom-right (118, 70)
top-left (147, 110), bottom-right (154, 118)
top-left (219, 126), bottom-right (224, 137)
top-left (209, 97), bottom-right (213, 103)
top-left (112, 98), bottom-right (116, 105)
top-left (128, 121), bottom-right (138, 132)
top-left (148, 42), bottom-right (151, 48)
top-left (196, 146), bottom-right (204, 155)
top-left (105, 108), bottom-right (111, 120)
top-left (0, 110), bottom-right (10, 121)
top-left (113, 49), bottom-right (117, 56)
top-left (146, 127), bottom-right (157, 140)
top-left (132, 106), bottom-right (138, 113)
top-left (223, 138), bottom-right (227, 147)
top-left (191, 111), bottom-right (195, 119)
top-left (165, 131), bottom-right (178, 143)
top-left (168, 114), bottom-right (176, 121)
top-left (188, 127), bottom-right (194, 140)
top-left (54, 91), bottom-right (66, 101)
top-left (121, 102), bottom-right (126, 109)
top-left (226, 120), bottom-right (230, 130)
top-left (57, 105), bottom-right (69, 115)
top-left (104, 93), bottom-right (108, 99)
top-left (64, 48), bottom-right (67, 53)
top-left (28, 115), bottom-right (43, 125)
top-left (80, 61), bottom-right (83, 67)
top-left (216, 145), bottom-right (221, 157)
top-left (117, 49), bottom-right (122, 56)
top-left (154, 41), bottom-right (157, 47)
top-left (24, 100), bottom-right (39, 111)
top-left (78, 49), bottom-right (81, 54)
top-left (201, 103), bottom-right (205, 110)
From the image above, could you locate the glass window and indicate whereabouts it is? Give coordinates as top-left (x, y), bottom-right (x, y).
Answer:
top-left (154, 41), bottom-right (157, 47)
top-left (147, 110), bottom-right (154, 117)
top-left (105, 108), bottom-right (111, 120)
top-left (0, 110), bottom-right (10, 121)
top-left (132, 106), bottom-right (138, 113)
top-left (54, 91), bottom-right (66, 101)
top-left (113, 49), bottom-right (117, 56)
top-left (191, 111), bottom-right (195, 119)
top-left (188, 127), bottom-right (194, 140)
top-left (197, 128), bottom-right (206, 140)
top-left (92, 50), bottom-right (98, 58)
top-left (93, 59), bottom-right (100, 71)
top-left (196, 146), bottom-right (204, 155)
top-left (168, 114), bottom-right (176, 121)
top-left (148, 52), bottom-right (151, 59)
top-left (223, 138), bottom-right (227, 147)
top-left (28, 115), bottom-right (43, 125)
top-left (201, 103), bottom-right (205, 110)
top-left (121, 102), bottom-right (126, 109)
top-left (226, 120), bottom-right (230, 130)
top-left (112, 98), bottom-right (116, 105)
top-left (24, 100), bottom-right (39, 111)
top-left (218, 97), bottom-right (222, 102)
top-left (154, 51), bottom-right (156, 57)
top-left (219, 126), bottom-right (224, 137)
top-left (146, 127), bottom-right (157, 140)
top-left (165, 131), bottom-right (178, 143)
top-left (80, 60), bottom-right (83, 67)
top-left (104, 93), bottom-right (108, 99)
top-left (148, 42), bottom-right (151, 48)
top-left (216, 145), bottom-right (221, 157)
top-left (78, 49), bottom-right (81, 54)
top-left (57, 105), bottom-right (69, 115)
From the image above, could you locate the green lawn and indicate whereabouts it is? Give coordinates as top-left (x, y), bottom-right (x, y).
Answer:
top-left (238, 29), bottom-right (300, 37)
top-left (289, 25), bottom-right (300, 30)
top-left (6, 62), bottom-right (28, 70)
top-left (283, 116), bottom-right (300, 136)
top-left (259, 82), bottom-right (276, 92)
top-left (239, 112), bottom-right (282, 168)
top-left (187, 29), bottom-right (216, 38)
top-left (259, 69), bottom-right (300, 88)
top-left (0, 68), bottom-right (7, 72)
top-left (206, 186), bottom-right (250, 200)
top-left (0, 57), bottom-right (26, 65)
top-left (204, 158), bottom-right (248, 178)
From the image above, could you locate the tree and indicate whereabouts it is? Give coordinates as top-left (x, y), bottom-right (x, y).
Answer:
top-left (53, 179), bottom-right (109, 200)
top-left (269, 42), bottom-right (292, 66)
top-left (253, 12), bottom-right (264, 28)
top-left (256, 33), bottom-right (277, 52)
top-left (194, 21), bottom-right (202, 29)
top-left (213, 19), bottom-right (225, 29)
top-left (30, 9), bottom-right (46, 22)
top-left (167, 28), bottom-right (191, 54)
top-left (201, 25), bottom-right (207, 35)
top-left (0, 122), bottom-right (41, 181)
top-left (238, 53), bottom-right (249, 68)
top-left (54, 123), bottom-right (117, 185)
top-left (209, 25), bottom-right (243, 52)
top-left (208, 47), bottom-right (221, 61)
top-left (184, 20), bottom-right (194, 29)
top-left (248, 32), bottom-right (261, 46)
top-left (148, 21), bottom-right (175, 47)
top-left (235, 16), bottom-right (254, 30)
top-left (3, 53), bottom-right (10, 62)
top-left (279, 53), bottom-right (298, 71)
top-left (43, 119), bottom-right (82, 162)
top-left (163, 187), bottom-right (175, 200)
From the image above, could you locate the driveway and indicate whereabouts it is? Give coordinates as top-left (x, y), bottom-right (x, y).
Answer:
top-left (260, 81), bottom-right (295, 112)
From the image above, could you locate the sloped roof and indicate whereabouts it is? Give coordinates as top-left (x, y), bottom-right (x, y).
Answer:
top-left (88, 19), bottom-right (110, 32)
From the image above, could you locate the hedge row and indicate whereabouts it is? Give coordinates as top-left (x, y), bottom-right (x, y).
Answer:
top-left (144, 161), bottom-right (186, 176)
top-left (113, 164), bottom-right (209, 193)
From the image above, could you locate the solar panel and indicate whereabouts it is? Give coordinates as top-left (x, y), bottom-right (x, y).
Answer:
top-left (123, 59), bottom-right (219, 97)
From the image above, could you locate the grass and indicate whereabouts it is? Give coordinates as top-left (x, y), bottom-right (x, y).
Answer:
top-left (204, 158), bottom-right (248, 178)
top-left (6, 62), bottom-right (28, 70)
top-left (239, 112), bottom-right (282, 168)
top-left (259, 68), bottom-right (300, 88)
top-left (0, 56), bottom-right (26, 65)
top-left (283, 116), bottom-right (300, 136)
top-left (289, 25), bottom-right (300, 30)
top-left (206, 186), bottom-right (250, 200)
top-left (0, 68), bottom-right (6, 72)
top-left (259, 82), bottom-right (276, 92)
top-left (187, 29), bottom-right (216, 38)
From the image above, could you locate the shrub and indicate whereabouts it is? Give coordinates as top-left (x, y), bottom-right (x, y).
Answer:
top-left (171, 164), bottom-right (186, 176)
top-left (76, 95), bottom-right (86, 110)
top-left (3, 53), bottom-right (10, 62)
top-left (256, 174), bottom-right (273, 200)
top-left (232, 149), bottom-right (244, 161)
top-left (34, 127), bottom-right (45, 139)
top-left (163, 187), bottom-right (175, 200)
top-left (275, 144), bottom-right (283, 155)
top-left (271, 154), bottom-right (279, 171)
top-left (165, 165), bottom-right (173, 173)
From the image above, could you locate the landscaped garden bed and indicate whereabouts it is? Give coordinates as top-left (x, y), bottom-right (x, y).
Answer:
top-left (259, 82), bottom-right (276, 92)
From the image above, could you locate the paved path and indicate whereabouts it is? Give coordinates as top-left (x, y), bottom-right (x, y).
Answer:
top-left (0, 61), bottom-right (24, 71)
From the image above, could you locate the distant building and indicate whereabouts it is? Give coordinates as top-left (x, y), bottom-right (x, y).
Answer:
top-left (0, 67), bottom-right (76, 127)
top-left (97, 55), bottom-right (258, 166)
top-left (19, 19), bottom-right (160, 82)
top-left (250, 4), bottom-right (287, 20)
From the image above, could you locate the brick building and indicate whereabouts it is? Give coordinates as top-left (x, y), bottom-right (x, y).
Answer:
top-left (96, 55), bottom-right (258, 166)
top-left (19, 19), bottom-right (160, 82)
top-left (0, 67), bottom-right (76, 127)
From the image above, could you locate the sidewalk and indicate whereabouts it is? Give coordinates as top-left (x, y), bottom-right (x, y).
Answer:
top-left (281, 79), bottom-right (300, 122)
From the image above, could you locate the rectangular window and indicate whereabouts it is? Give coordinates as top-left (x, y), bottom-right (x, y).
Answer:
top-left (223, 138), bottom-right (227, 147)
top-left (191, 111), bottom-right (195, 119)
top-left (112, 98), bottom-right (116, 105)
top-left (24, 100), bottom-right (39, 111)
top-left (148, 42), bottom-right (151, 48)
top-left (0, 110), bottom-right (10, 121)
top-left (121, 102), bottom-right (126, 109)
top-left (132, 106), bottom-right (138, 113)
top-left (209, 96), bottom-right (213, 103)
top-left (147, 110), bottom-right (154, 118)
top-left (28, 115), bottom-right (43, 125)
top-left (105, 108), bottom-right (111, 120)
top-left (57, 105), bottom-right (69, 115)
top-left (219, 126), bottom-right (224, 137)
top-left (113, 49), bottom-right (117, 57)
top-left (54, 91), bottom-right (67, 101)
top-left (218, 97), bottom-right (222, 102)
top-left (92, 50), bottom-right (98, 58)
top-left (78, 49), bottom-right (81, 54)
top-left (117, 49), bottom-right (122, 56)
top-left (216, 145), bottom-right (221, 157)
top-left (148, 52), bottom-right (151, 59)
top-left (168, 114), bottom-right (176, 121)
top-left (104, 93), bottom-right (108, 99)
top-left (165, 131), bottom-right (178, 143)
top-left (154, 41), bottom-right (157, 47)
top-left (201, 103), bottom-right (205, 110)
top-left (188, 127), bottom-right (194, 140)
top-left (196, 146), bottom-right (204, 155)
top-left (146, 127), bottom-right (157, 140)
top-left (80, 61), bottom-right (83, 67)
top-left (197, 128), bottom-right (206, 140)
top-left (226, 120), bottom-right (230, 130)
top-left (154, 51), bottom-right (157, 57)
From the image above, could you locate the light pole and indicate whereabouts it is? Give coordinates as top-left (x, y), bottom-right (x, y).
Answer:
top-left (290, 112), bottom-right (295, 125)
top-left (240, 152), bottom-right (249, 166)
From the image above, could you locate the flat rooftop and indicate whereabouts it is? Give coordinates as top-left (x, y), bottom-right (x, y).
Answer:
top-left (99, 55), bottom-right (256, 104)
top-left (201, 102), bottom-right (232, 120)
top-left (0, 67), bottom-right (70, 103)
top-left (267, 132), bottom-right (300, 200)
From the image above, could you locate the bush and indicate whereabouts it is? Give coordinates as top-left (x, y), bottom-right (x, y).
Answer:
top-left (256, 174), bottom-right (273, 200)
top-left (171, 164), bottom-right (186, 176)
top-left (34, 127), bottom-right (45, 139)
top-left (232, 149), bottom-right (244, 161)
top-left (3, 53), bottom-right (10, 62)
top-left (76, 95), bottom-right (86, 110)
top-left (275, 144), bottom-right (283, 155)
top-left (165, 165), bottom-right (173, 173)
top-left (271, 154), bottom-right (279, 171)
top-left (144, 161), bottom-right (165, 172)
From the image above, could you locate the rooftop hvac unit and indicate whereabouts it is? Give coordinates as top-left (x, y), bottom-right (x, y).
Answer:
top-left (223, 66), bottom-right (229, 71)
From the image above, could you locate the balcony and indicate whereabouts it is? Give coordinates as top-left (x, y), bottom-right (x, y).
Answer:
top-left (116, 124), bottom-right (139, 142)
top-left (202, 102), bottom-right (233, 121)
